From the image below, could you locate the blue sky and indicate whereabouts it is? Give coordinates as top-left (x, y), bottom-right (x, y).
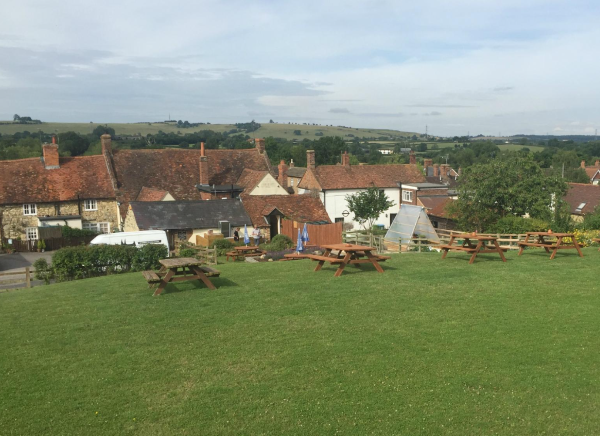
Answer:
top-left (1, 0), bottom-right (599, 136)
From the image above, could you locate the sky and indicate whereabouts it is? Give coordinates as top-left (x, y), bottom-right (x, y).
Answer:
top-left (1, 0), bottom-right (600, 136)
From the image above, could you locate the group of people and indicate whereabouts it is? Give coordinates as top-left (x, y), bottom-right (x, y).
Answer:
top-left (233, 226), bottom-right (262, 246)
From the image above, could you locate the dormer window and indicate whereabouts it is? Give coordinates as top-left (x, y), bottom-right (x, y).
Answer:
top-left (23, 204), bottom-right (37, 216)
top-left (402, 190), bottom-right (413, 202)
top-left (84, 199), bottom-right (98, 211)
top-left (575, 202), bottom-right (586, 213)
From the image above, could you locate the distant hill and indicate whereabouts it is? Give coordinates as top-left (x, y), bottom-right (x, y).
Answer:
top-left (0, 121), bottom-right (419, 140)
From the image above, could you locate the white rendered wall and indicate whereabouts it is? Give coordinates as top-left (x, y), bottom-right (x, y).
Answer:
top-left (322, 188), bottom-right (400, 230)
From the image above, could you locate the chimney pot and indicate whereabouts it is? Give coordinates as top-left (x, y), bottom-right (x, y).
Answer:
top-left (101, 134), bottom-right (112, 156)
top-left (52, 136), bottom-right (56, 144)
top-left (199, 142), bottom-right (209, 185)
top-left (200, 142), bottom-right (205, 157)
top-left (581, 160), bottom-right (586, 169)
top-left (342, 151), bottom-right (350, 167)
top-left (278, 160), bottom-right (288, 187)
top-left (409, 150), bottom-right (416, 165)
top-left (596, 160), bottom-right (599, 168)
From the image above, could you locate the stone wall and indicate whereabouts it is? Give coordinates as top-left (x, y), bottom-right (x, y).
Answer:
top-left (1, 199), bottom-right (120, 239)
top-left (123, 208), bottom-right (140, 232)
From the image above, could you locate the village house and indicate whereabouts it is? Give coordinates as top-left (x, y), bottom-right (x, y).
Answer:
top-left (123, 199), bottom-right (252, 248)
top-left (240, 194), bottom-right (331, 240)
top-left (297, 150), bottom-right (426, 229)
top-left (580, 160), bottom-right (600, 185)
top-left (283, 160), bottom-right (306, 194)
top-left (422, 159), bottom-right (460, 187)
top-left (563, 183), bottom-right (600, 221)
top-left (0, 137), bottom-right (119, 241)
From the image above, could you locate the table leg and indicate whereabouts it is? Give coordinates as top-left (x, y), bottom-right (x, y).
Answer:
top-left (468, 241), bottom-right (484, 264)
top-left (550, 237), bottom-right (561, 260)
top-left (493, 239), bottom-right (507, 262)
top-left (365, 251), bottom-right (385, 273)
top-left (518, 234), bottom-right (528, 255)
top-left (190, 265), bottom-right (217, 290)
top-left (315, 249), bottom-right (331, 271)
top-left (154, 268), bottom-right (175, 296)
top-left (571, 237), bottom-right (584, 257)
top-left (333, 252), bottom-right (353, 277)
top-left (442, 236), bottom-right (455, 259)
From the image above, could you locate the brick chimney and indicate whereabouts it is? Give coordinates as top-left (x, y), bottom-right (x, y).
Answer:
top-left (290, 159), bottom-right (295, 168)
top-left (42, 136), bottom-right (60, 169)
top-left (342, 151), bottom-right (350, 167)
top-left (409, 150), bottom-right (416, 165)
top-left (199, 142), bottom-right (209, 185)
top-left (307, 150), bottom-right (316, 170)
top-left (433, 164), bottom-right (440, 177)
top-left (440, 164), bottom-right (449, 180)
top-left (596, 160), bottom-right (599, 168)
top-left (278, 160), bottom-right (288, 187)
top-left (581, 160), bottom-right (586, 169)
top-left (101, 134), bottom-right (112, 156)
top-left (423, 158), bottom-right (433, 175)
top-left (255, 138), bottom-right (265, 154)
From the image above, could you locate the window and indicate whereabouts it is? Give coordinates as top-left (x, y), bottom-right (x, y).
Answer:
top-left (23, 204), bottom-right (37, 216)
top-left (177, 231), bottom-right (187, 241)
top-left (402, 190), bottom-right (413, 202)
top-left (84, 199), bottom-right (98, 211)
top-left (290, 179), bottom-right (295, 187)
top-left (575, 202), bottom-right (587, 213)
top-left (335, 217), bottom-right (344, 223)
top-left (26, 227), bottom-right (38, 240)
top-left (83, 222), bottom-right (110, 234)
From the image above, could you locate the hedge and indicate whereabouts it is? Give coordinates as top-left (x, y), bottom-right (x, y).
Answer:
top-left (51, 244), bottom-right (168, 282)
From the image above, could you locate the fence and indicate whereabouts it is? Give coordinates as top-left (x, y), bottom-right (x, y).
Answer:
top-left (281, 220), bottom-right (343, 246)
top-left (2, 236), bottom-right (95, 253)
top-left (343, 232), bottom-right (385, 253)
top-left (0, 268), bottom-right (34, 289)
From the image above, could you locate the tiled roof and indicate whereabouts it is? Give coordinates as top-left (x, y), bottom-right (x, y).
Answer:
top-left (130, 200), bottom-right (252, 230)
top-left (0, 156), bottom-right (115, 205)
top-left (111, 148), bottom-right (272, 217)
top-left (236, 169), bottom-right (269, 190)
top-left (419, 196), bottom-right (454, 218)
top-left (241, 194), bottom-right (331, 227)
top-left (564, 183), bottom-right (600, 215)
top-left (299, 164), bottom-right (426, 190)
top-left (136, 187), bottom-right (170, 201)
top-left (584, 167), bottom-right (600, 180)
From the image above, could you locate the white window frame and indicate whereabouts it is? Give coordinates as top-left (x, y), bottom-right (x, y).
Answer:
top-left (23, 203), bottom-right (37, 216)
top-left (402, 190), bottom-right (413, 202)
top-left (83, 222), bottom-right (110, 234)
top-left (84, 199), bottom-right (98, 211)
top-left (26, 227), bottom-right (38, 240)
top-left (98, 222), bottom-right (110, 234)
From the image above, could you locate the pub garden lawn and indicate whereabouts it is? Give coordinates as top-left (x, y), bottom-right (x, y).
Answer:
top-left (1, 249), bottom-right (600, 435)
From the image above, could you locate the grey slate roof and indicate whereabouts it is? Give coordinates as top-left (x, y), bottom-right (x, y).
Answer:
top-left (287, 167), bottom-right (307, 178)
top-left (130, 200), bottom-right (252, 230)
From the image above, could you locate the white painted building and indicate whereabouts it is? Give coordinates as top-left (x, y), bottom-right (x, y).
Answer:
top-left (297, 150), bottom-right (426, 230)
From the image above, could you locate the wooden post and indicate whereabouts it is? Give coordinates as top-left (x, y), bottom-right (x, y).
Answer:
top-left (25, 267), bottom-right (31, 288)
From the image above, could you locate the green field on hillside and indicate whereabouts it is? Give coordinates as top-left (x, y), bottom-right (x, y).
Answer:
top-left (2, 250), bottom-right (600, 435)
top-left (0, 122), bottom-right (417, 140)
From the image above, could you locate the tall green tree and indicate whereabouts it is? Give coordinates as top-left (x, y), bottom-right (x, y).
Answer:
top-left (345, 186), bottom-right (395, 230)
top-left (450, 153), bottom-right (568, 231)
top-left (58, 131), bottom-right (90, 156)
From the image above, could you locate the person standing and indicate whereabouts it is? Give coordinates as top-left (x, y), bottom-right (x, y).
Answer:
top-left (252, 226), bottom-right (261, 246)
top-left (233, 228), bottom-right (240, 242)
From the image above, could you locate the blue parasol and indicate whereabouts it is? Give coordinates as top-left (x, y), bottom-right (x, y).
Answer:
top-left (301, 223), bottom-right (309, 245)
top-left (243, 224), bottom-right (250, 246)
top-left (296, 229), bottom-right (304, 253)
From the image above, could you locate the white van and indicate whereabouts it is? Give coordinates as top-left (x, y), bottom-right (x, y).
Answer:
top-left (90, 230), bottom-right (170, 256)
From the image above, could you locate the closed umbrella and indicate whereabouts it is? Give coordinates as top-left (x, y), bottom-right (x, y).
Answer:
top-left (296, 229), bottom-right (304, 254)
top-left (243, 224), bottom-right (250, 246)
top-left (301, 223), bottom-right (309, 246)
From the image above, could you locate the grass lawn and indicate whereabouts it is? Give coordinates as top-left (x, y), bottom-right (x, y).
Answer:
top-left (1, 250), bottom-right (600, 435)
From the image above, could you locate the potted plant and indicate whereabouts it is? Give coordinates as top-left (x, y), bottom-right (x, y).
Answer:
top-left (37, 239), bottom-right (46, 252)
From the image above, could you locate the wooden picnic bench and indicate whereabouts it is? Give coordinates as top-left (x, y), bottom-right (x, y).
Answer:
top-left (517, 232), bottom-right (583, 259)
top-left (305, 243), bottom-right (388, 277)
top-left (142, 258), bottom-right (221, 296)
top-left (226, 246), bottom-right (267, 261)
top-left (439, 233), bottom-right (507, 264)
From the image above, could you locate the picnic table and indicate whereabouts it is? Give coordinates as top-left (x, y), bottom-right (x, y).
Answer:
top-left (439, 233), bottom-right (507, 264)
top-left (304, 243), bottom-right (390, 277)
top-left (142, 257), bottom-right (220, 296)
top-left (518, 232), bottom-right (583, 259)
top-left (226, 246), bottom-right (266, 261)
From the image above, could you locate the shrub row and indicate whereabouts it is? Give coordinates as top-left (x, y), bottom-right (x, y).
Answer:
top-left (35, 244), bottom-right (168, 282)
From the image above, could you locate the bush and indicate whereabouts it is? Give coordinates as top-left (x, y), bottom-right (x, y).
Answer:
top-left (486, 216), bottom-right (549, 234)
top-left (61, 225), bottom-right (97, 237)
top-left (211, 239), bottom-right (234, 256)
top-left (179, 248), bottom-right (197, 258)
top-left (33, 258), bottom-right (53, 284)
top-left (52, 243), bottom-right (166, 282)
top-left (270, 234), bottom-right (293, 250)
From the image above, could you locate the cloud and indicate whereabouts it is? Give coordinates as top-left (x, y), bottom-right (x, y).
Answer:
top-left (358, 112), bottom-right (405, 117)
top-left (493, 86), bottom-right (514, 92)
top-left (424, 111), bottom-right (443, 116)
top-left (329, 108), bottom-right (351, 113)
top-left (405, 104), bottom-right (478, 108)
